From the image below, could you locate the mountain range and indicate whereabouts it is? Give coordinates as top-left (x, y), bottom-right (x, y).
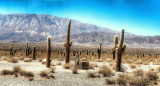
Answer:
top-left (0, 14), bottom-right (159, 48)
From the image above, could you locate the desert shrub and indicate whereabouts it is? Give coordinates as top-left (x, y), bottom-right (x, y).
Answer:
top-left (12, 65), bottom-right (22, 73)
top-left (19, 57), bottom-right (24, 60)
top-left (133, 69), bottom-right (144, 76)
top-left (116, 74), bottom-right (128, 85)
top-left (98, 65), bottom-right (113, 77)
top-left (72, 67), bottom-right (78, 74)
top-left (20, 70), bottom-right (34, 77)
top-left (130, 64), bottom-right (136, 69)
top-left (40, 70), bottom-right (48, 78)
top-left (24, 58), bottom-right (32, 62)
top-left (1, 69), bottom-right (14, 75)
top-left (7, 58), bottom-right (18, 63)
top-left (87, 71), bottom-right (98, 78)
top-left (63, 63), bottom-right (73, 69)
top-left (105, 78), bottom-right (116, 85)
top-left (49, 67), bottom-right (56, 73)
top-left (89, 63), bottom-right (98, 69)
top-left (56, 62), bottom-right (61, 65)
top-left (146, 71), bottom-right (158, 80)
top-left (38, 58), bottom-right (43, 62)
top-left (129, 76), bottom-right (150, 86)
top-left (156, 66), bottom-right (160, 72)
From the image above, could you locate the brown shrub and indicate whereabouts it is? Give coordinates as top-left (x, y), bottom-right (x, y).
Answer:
top-left (116, 74), bottom-right (128, 85)
top-left (7, 58), bottom-right (18, 63)
top-left (49, 67), bottom-right (56, 73)
top-left (40, 70), bottom-right (48, 78)
top-left (129, 76), bottom-right (150, 86)
top-left (1, 69), bottom-right (14, 75)
top-left (89, 63), bottom-right (98, 69)
top-left (63, 63), bottom-right (73, 69)
top-left (146, 71), bottom-right (158, 81)
top-left (133, 69), bottom-right (144, 76)
top-left (24, 58), bottom-right (32, 62)
top-left (20, 70), bottom-right (34, 77)
top-left (130, 64), bottom-right (136, 69)
top-left (87, 71), bottom-right (97, 78)
top-left (105, 78), bottom-right (116, 85)
top-left (12, 66), bottom-right (22, 73)
top-left (98, 65), bottom-right (113, 77)
top-left (56, 62), bottom-right (61, 65)
top-left (72, 67), bottom-right (78, 74)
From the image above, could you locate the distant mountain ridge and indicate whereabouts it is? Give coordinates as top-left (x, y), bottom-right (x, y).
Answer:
top-left (0, 14), bottom-right (159, 48)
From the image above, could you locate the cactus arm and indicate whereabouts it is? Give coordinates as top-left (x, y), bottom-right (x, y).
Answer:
top-left (118, 29), bottom-right (124, 50)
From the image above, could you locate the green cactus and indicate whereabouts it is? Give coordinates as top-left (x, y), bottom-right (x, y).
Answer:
top-left (64, 20), bottom-right (72, 63)
top-left (32, 46), bottom-right (36, 60)
top-left (97, 43), bottom-right (102, 59)
top-left (112, 35), bottom-right (118, 59)
top-left (115, 29), bottom-right (126, 71)
top-left (46, 36), bottom-right (51, 68)
top-left (10, 47), bottom-right (14, 56)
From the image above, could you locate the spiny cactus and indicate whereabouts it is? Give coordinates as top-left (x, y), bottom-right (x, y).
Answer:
top-left (64, 20), bottom-right (72, 63)
top-left (115, 29), bottom-right (126, 71)
top-left (46, 36), bottom-right (51, 68)
top-left (97, 43), bottom-right (102, 59)
top-left (32, 47), bottom-right (36, 60)
top-left (112, 35), bottom-right (118, 59)
top-left (10, 47), bottom-right (14, 56)
top-left (26, 43), bottom-right (30, 56)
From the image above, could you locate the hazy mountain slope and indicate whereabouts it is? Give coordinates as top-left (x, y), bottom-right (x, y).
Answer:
top-left (0, 14), bottom-right (159, 48)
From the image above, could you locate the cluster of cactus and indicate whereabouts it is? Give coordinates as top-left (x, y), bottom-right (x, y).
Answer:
top-left (46, 36), bottom-right (51, 68)
top-left (114, 29), bottom-right (126, 71)
top-left (97, 43), bottom-right (102, 59)
top-left (64, 20), bottom-right (72, 63)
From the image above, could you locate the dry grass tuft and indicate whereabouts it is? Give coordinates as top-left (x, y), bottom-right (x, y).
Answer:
top-left (63, 63), bottom-right (73, 69)
top-left (87, 71), bottom-right (99, 78)
top-left (72, 67), bottom-right (78, 74)
top-left (133, 69), bottom-right (144, 76)
top-left (146, 71), bottom-right (158, 81)
top-left (116, 74), bottom-right (128, 85)
top-left (7, 58), bottom-right (18, 63)
top-left (105, 78), bottom-right (116, 85)
top-left (12, 65), bottom-right (22, 74)
top-left (56, 62), bottom-right (61, 65)
top-left (98, 65), bottom-right (113, 77)
top-left (20, 70), bottom-right (34, 77)
top-left (49, 67), bottom-right (56, 73)
top-left (89, 63), bottom-right (98, 69)
top-left (40, 70), bottom-right (48, 78)
top-left (130, 64), bottom-right (136, 69)
top-left (0, 69), bottom-right (14, 75)
top-left (24, 58), bottom-right (32, 62)
top-left (39, 70), bottom-right (55, 79)
top-left (129, 76), bottom-right (150, 86)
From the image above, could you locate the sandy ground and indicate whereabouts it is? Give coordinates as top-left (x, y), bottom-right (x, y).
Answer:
top-left (0, 56), bottom-right (107, 86)
top-left (0, 56), bottom-right (160, 86)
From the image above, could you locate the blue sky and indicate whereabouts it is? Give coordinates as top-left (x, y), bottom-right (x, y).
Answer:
top-left (0, 0), bottom-right (160, 36)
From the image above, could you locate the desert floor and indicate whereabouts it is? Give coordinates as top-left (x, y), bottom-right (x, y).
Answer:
top-left (0, 56), bottom-right (160, 86)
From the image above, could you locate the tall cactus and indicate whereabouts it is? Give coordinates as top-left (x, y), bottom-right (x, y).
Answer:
top-left (26, 43), bottom-right (30, 56)
top-left (64, 20), bottom-right (72, 63)
top-left (116, 29), bottom-right (126, 71)
top-left (97, 43), bottom-right (102, 59)
top-left (46, 36), bottom-right (51, 68)
top-left (112, 35), bottom-right (118, 59)
top-left (10, 47), bottom-right (14, 56)
top-left (32, 47), bottom-right (36, 60)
